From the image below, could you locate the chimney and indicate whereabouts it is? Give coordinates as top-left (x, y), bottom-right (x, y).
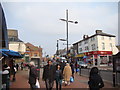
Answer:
top-left (83, 35), bottom-right (89, 39)
top-left (96, 30), bottom-right (102, 34)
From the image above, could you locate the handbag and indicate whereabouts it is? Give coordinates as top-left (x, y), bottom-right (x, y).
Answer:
top-left (35, 79), bottom-right (40, 88)
top-left (70, 76), bottom-right (74, 82)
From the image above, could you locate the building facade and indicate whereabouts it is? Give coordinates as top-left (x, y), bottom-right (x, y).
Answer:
top-left (73, 30), bottom-right (119, 66)
top-left (25, 42), bottom-right (42, 62)
top-left (8, 29), bottom-right (26, 53)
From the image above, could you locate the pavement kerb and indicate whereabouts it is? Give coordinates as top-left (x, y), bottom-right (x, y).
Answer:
top-left (80, 73), bottom-right (113, 85)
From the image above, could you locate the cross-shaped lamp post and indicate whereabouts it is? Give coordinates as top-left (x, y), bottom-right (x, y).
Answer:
top-left (60, 9), bottom-right (78, 58)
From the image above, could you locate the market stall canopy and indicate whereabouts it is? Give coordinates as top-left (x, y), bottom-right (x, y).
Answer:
top-left (0, 50), bottom-right (8, 57)
top-left (0, 49), bottom-right (23, 58)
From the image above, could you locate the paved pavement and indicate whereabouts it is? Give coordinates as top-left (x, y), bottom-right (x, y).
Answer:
top-left (88, 66), bottom-right (113, 71)
top-left (9, 68), bottom-right (114, 89)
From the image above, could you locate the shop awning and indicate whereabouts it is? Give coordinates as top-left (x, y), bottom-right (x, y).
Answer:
top-left (0, 49), bottom-right (23, 58)
top-left (75, 53), bottom-right (85, 57)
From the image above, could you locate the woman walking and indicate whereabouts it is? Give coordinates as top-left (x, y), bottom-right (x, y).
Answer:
top-left (55, 64), bottom-right (63, 90)
top-left (28, 61), bottom-right (39, 89)
top-left (63, 63), bottom-right (72, 86)
top-left (88, 67), bottom-right (104, 90)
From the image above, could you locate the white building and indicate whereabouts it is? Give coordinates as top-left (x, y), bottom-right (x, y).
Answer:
top-left (9, 41), bottom-right (26, 53)
top-left (8, 29), bottom-right (26, 53)
top-left (73, 30), bottom-right (119, 66)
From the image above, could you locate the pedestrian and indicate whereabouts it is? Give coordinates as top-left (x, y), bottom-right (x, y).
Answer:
top-left (70, 62), bottom-right (75, 79)
top-left (75, 61), bottom-right (78, 73)
top-left (42, 60), bottom-right (56, 90)
top-left (28, 61), bottom-right (39, 89)
top-left (63, 63), bottom-right (72, 86)
top-left (2, 64), bottom-right (10, 89)
top-left (88, 67), bottom-right (104, 90)
top-left (12, 64), bottom-right (17, 81)
top-left (16, 63), bottom-right (19, 71)
top-left (21, 62), bottom-right (24, 70)
top-left (55, 64), bottom-right (63, 90)
top-left (60, 61), bottom-right (66, 73)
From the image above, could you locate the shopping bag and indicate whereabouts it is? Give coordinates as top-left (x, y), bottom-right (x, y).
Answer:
top-left (76, 68), bottom-right (80, 72)
top-left (70, 77), bottom-right (74, 82)
top-left (35, 79), bottom-right (40, 88)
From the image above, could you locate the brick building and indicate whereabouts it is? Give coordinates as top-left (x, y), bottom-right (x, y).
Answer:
top-left (25, 42), bottom-right (42, 62)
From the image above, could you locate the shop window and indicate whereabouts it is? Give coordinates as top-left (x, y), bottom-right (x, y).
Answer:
top-left (100, 56), bottom-right (108, 64)
top-left (34, 53), bottom-right (38, 57)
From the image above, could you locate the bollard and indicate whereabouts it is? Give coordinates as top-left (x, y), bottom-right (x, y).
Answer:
top-left (79, 66), bottom-right (81, 76)
top-left (113, 72), bottom-right (116, 87)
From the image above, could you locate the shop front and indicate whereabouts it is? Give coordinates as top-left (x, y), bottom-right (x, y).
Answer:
top-left (85, 51), bottom-right (112, 66)
top-left (75, 53), bottom-right (85, 61)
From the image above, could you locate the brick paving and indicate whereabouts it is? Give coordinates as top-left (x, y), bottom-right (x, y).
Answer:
top-left (10, 68), bottom-right (113, 89)
top-left (10, 70), bottom-right (29, 88)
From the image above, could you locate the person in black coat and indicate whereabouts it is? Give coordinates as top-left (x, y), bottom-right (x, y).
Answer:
top-left (28, 61), bottom-right (38, 89)
top-left (60, 61), bottom-right (66, 73)
top-left (88, 67), bottom-right (104, 90)
top-left (12, 64), bottom-right (17, 82)
top-left (42, 60), bottom-right (56, 90)
top-left (16, 64), bottom-right (19, 71)
top-left (70, 62), bottom-right (75, 79)
top-left (21, 62), bottom-right (24, 70)
top-left (55, 64), bottom-right (63, 90)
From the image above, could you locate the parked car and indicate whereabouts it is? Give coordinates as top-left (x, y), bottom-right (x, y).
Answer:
top-left (60, 57), bottom-right (67, 63)
top-left (78, 61), bottom-right (87, 68)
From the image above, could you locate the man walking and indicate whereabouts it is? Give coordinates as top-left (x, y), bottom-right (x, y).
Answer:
top-left (42, 60), bottom-right (56, 90)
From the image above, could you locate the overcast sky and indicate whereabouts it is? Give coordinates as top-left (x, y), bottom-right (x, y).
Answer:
top-left (1, 1), bottom-right (119, 56)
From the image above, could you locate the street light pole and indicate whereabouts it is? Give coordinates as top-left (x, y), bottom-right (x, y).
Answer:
top-left (57, 40), bottom-right (59, 56)
top-left (66, 10), bottom-right (69, 57)
top-left (60, 9), bottom-right (78, 59)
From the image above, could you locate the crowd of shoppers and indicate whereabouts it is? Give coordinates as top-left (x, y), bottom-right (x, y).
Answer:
top-left (2, 59), bottom-right (104, 90)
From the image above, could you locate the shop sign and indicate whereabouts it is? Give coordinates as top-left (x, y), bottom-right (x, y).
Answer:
top-left (84, 51), bottom-right (112, 56)
top-left (75, 53), bottom-right (84, 57)
top-left (98, 51), bottom-right (112, 55)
